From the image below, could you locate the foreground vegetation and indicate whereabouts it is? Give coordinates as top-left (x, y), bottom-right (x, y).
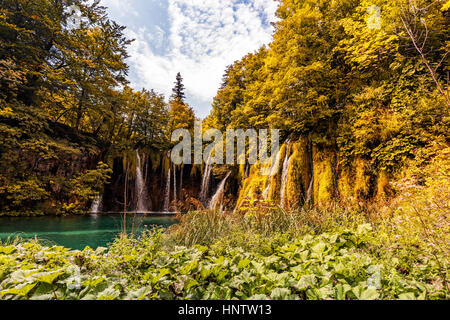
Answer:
top-left (2, 118), bottom-right (447, 301)
top-left (1, 205), bottom-right (448, 300)
top-left (0, 0), bottom-right (448, 301)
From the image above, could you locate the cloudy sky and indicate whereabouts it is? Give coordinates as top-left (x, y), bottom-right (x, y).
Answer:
top-left (101, 0), bottom-right (278, 119)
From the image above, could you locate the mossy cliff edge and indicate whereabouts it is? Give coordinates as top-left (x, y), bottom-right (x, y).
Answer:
top-left (235, 136), bottom-right (395, 211)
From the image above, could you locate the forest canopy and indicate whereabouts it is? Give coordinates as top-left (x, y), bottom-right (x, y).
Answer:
top-left (0, 0), bottom-right (176, 214)
top-left (0, 0), bottom-right (449, 215)
top-left (0, 0), bottom-right (448, 302)
top-left (206, 0), bottom-right (449, 171)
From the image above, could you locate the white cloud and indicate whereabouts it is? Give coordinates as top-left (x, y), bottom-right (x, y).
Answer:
top-left (106, 0), bottom-right (278, 118)
top-left (101, 0), bottom-right (140, 17)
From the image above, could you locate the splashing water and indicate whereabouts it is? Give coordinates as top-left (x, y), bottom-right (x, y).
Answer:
top-left (200, 154), bottom-right (213, 204)
top-left (135, 151), bottom-right (148, 213)
top-left (269, 146), bottom-right (282, 177)
top-left (91, 195), bottom-right (102, 214)
top-left (263, 140), bottom-right (288, 201)
top-left (209, 172), bottom-right (231, 211)
top-left (280, 141), bottom-right (291, 209)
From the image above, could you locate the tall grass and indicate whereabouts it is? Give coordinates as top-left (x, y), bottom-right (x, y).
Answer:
top-left (166, 206), bottom-right (369, 248)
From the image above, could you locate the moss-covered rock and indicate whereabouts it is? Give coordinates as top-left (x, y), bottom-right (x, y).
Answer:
top-left (313, 147), bottom-right (334, 206)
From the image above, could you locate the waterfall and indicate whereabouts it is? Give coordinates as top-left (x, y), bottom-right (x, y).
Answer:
top-left (261, 143), bottom-right (283, 201)
top-left (163, 168), bottom-right (171, 212)
top-left (91, 195), bottom-right (102, 213)
top-left (135, 151), bottom-right (148, 213)
top-left (173, 163), bottom-right (177, 208)
top-left (269, 146), bottom-right (282, 177)
top-left (280, 141), bottom-right (291, 209)
top-left (209, 172), bottom-right (231, 210)
top-left (200, 154), bottom-right (213, 204)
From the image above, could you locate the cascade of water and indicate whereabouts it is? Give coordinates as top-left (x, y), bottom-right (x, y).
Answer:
top-left (200, 154), bottom-right (213, 204)
top-left (135, 151), bottom-right (148, 212)
top-left (269, 146), bottom-right (282, 177)
top-left (91, 194), bottom-right (102, 213)
top-left (261, 143), bottom-right (283, 201)
top-left (280, 141), bottom-right (291, 209)
top-left (163, 167), bottom-right (171, 212)
top-left (209, 172), bottom-right (231, 210)
top-left (173, 163), bottom-right (177, 208)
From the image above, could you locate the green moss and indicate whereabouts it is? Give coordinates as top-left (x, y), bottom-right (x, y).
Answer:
top-left (149, 151), bottom-right (163, 171)
top-left (294, 139), bottom-right (311, 200)
top-left (285, 139), bottom-right (309, 210)
top-left (238, 164), bottom-right (246, 181)
top-left (235, 137), bottom-right (394, 211)
top-left (268, 142), bottom-right (289, 201)
top-left (337, 166), bottom-right (356, 204)
top-left (375, 171), bottom-right (391, 201)
top-left (235, 171), bottom-right (267, 210)
top-left (313, 147), bottom-right (334, 206)
top-left (354, 157), bottom-right (371, 202)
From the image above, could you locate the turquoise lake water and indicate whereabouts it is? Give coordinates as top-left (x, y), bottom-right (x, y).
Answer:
top-left (0, 214), bottom-right (178, 250)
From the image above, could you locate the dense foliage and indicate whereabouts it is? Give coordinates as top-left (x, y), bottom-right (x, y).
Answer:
top-left (206, 0), bottom-right (449, 173)
top-left (0, 0), bottom-right (448, 302)
top-left (0, 222), bottom-right (447, 300)
top-left (0, 0), bottom-right (178, 214)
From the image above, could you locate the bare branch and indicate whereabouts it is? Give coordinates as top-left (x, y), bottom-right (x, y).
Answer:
top-left (400, 2), bottom-right (450, 107)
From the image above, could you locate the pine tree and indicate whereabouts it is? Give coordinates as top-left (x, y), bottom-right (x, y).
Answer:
top-left (171, 72), bottom-right (186, 102)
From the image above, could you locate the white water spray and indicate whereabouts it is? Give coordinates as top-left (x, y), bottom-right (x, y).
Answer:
top-left (91, 194), bottom-right (102, 214)
top-left (269, 146), bottom-right (282, 177)
top-left (200, 154), bottom-right (213, 204)
top-left (135, 151), bottom-right (148, 212)
top-left (280, 141), bottom-right (291, 209)
top-left (209, 172), bottom-right (231, 211)
top-left (262, 142), bottom-right (284, 201)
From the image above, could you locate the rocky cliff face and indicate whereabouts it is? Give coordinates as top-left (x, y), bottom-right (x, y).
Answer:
top-left (0, 121), bottom-right (108, 216)
top-left (102, 152), bottom-right (207, 213)
top-left (8, 132), bottom-right (392, 215)
top-left (99, 135), bottom-right (393, 213)
top-left (234, 136), bottom-right (393, 211)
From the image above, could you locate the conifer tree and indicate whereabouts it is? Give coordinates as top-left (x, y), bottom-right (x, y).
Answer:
top-left (171, 72), bottom-right (186, 102)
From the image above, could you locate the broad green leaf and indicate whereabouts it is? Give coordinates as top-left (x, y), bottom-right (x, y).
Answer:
top-left (1, 283), bottom-right (37, 297)
top-left (180, 260), bottom-right (198, 275)
top-left (249, 294), bottom-right (269, 300)
top-left (270, 287), bottom-right (291, 300)
top-left (352, 286), bottom-right (379, 300)
top-left (334, 284), bottom-right (352, 300)
top-left (36, 271), bottom-right (64, 285)
top-left (0, 246), bottom-right (16, 255)
top-left (398, 292), bottom-right (416, 300)
top-left (312, 243), bottom-right (327, 254)
top-left (295, 275), bottom-right (317, 291)
top-left (185, 278), bottom-right (199, 290)
top-left (237, 258), bottom-right (251, 269)
top-left (97, 286), bottom-right (121, 300)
